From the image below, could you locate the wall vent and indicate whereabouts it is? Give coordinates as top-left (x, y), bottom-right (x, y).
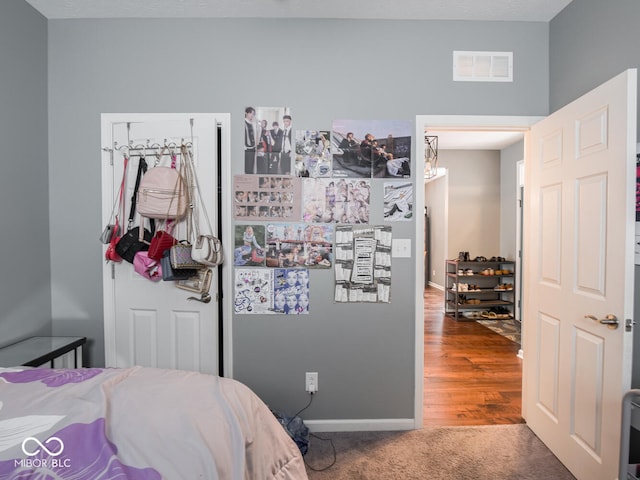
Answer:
top-left (453, 51), bottom-right (513, 82)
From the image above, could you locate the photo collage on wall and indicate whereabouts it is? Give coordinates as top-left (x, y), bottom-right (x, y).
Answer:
top-left (235, 106), bottom-right (410, 312)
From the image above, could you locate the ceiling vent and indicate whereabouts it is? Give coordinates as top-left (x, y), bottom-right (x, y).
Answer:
top-left (453, 51), bottom-right (513, 82)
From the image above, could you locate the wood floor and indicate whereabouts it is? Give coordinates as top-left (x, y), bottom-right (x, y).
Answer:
top-left (423, 286), bottom-right (524, 426)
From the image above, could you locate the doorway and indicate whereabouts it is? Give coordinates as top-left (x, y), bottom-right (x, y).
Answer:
top-left (413, 115), bottom-right (542, 427)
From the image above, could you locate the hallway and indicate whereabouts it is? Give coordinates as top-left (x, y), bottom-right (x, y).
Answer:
top-left (423, 286), bottom-right (524, 426)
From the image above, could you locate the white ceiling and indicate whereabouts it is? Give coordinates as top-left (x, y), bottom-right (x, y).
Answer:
top-left (432, 130), bottom-right (525, 150)
top-left (23, 0), bottom-right (572, 22)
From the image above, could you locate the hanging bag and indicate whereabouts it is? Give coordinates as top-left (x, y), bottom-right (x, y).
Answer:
top-left (160, 250), bottom-right (199, 281)
top-left (115, 157), bottom-right (155, 263)
top-left (137, 149), bottom-right (188, 220)
top-left (133, 251), bottom-right (162, 281)
top-left (105, 153), bottom-right (129, 262)
top-left (170, 241), bottom-right (204, 270)
top-left (176, 268), bottom-right (212, 294)
top-left (148, 221), bottom-right (177, 260)
top-left (181, 145), bottom-right (224, 266)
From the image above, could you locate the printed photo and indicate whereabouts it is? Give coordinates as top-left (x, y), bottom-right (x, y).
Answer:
top-left (243, 106), bottom-right (293, 175)
top-left (302, 178), bottom-right (370, 224)
top-left (264, 223), bottom-right (333, 268)
top-left (383, 182), bottom-right (414, 221)
top-left (233, 174), bottom-right (301, 221)
top-left (234, 225), bottom-right (266, 266)
top-left (331, 119), bottom-right (412, 179)
top-left (273, 268), bottom-right (310, 314)
top-left (234, 268), bottom-right (274, 314)
top-left (294, 130), bottom-right (332, 178)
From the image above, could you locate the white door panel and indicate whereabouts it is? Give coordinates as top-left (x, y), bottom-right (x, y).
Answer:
top-left (101, 113), bottom-right (224, 375)
top-left (524, 70), bottom-right (636, 480)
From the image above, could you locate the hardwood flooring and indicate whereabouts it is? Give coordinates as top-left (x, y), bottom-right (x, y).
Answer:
top-left (423, 286), bottom-right (524, 426)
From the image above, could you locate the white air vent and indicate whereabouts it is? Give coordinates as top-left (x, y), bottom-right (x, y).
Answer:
top-left (453, 51), bottom-right (513, 82)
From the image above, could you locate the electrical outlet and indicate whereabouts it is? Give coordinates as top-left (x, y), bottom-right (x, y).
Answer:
top-left (305, 372), bottom-right (318, 394)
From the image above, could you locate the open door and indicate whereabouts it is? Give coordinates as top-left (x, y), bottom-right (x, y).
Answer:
top-left (523, 69), bottom-right (637, 479)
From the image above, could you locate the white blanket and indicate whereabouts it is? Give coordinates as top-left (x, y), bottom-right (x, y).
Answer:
top-left (0, 366), bottom-right (308, 479)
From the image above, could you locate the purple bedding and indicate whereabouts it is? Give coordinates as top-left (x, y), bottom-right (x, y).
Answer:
top-left (0, 366), bottom-right (308, 479)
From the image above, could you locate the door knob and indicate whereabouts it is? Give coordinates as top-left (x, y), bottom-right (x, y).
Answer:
top-left (584, 314), bottom-right (619, 329)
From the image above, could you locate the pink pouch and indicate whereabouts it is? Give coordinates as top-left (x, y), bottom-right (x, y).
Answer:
top-left (133, 251), bottom-right (162, 282)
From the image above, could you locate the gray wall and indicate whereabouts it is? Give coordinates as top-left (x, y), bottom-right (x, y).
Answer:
top-left (549, 0), bottom-right (640, 387)
top-left (500, 140), bottom-right (524, 261)
top-left (42, 17), bottom-right (549, 420)
top-left (440, 149), bottom-right (502, 262)
top-left (0, 0), bottom-right (50, 348)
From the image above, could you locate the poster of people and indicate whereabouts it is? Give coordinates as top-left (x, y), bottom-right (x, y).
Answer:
top-left (334, 225), bottom-right (392, 303)
top-left (273, 268), bottom-right (310, 314)
top-left (294, 130), bottom-right (332, 178)
top-left (264, 223), bottom-right (333, 268)
top-left (302, 178), bottom-right (370, 224)
top-left (234, 267), bottom-right (310, 314)
top-left (234, 225), bottom-right (266, 266)
top-left (233, 174), bottom-right (301, 220)
top-left (234, 268), bottom-right (274, 314)
top-left (243, 106), bottom-right (293, 175)
top-left (331, 119), bottom-right (412, 179)
top-left (383, 182), bottom-right (414, 221)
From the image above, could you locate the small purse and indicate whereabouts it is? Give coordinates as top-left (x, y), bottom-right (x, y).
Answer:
top-left (176, 268), bottom-right (212, 294)
top-left (133, 251), bottom-right (162, 281)
top-left (148, 228), bottom-right (176, 261)
top-left (160, 251), bottom-right (198, 281)
top-left (115, 226), bottom-right (153, 264)
top-left (191, 234), bottom-right (224, 267)
top-left (170, 242), bottom-right (204, 269)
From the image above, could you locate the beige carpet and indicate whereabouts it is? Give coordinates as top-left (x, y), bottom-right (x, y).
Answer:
top-left (304, 424), bottom-right (576, 480)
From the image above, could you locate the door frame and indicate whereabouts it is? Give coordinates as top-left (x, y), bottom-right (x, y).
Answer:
top-left (413, 115), bottom-right (543, 428)
top-left (100, 113), bottom-right (233, 376)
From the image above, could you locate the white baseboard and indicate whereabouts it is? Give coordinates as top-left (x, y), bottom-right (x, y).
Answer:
top-left (427, 281), bottom-right (444, 291)
top-left (304, 418), bottom-right (416, 433)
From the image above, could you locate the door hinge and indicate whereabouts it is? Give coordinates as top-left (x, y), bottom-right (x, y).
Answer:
top-left (111, 263), bottom-right (115, 279)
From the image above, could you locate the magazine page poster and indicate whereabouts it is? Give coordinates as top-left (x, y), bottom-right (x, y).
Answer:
top-left (233, 174), bottom-right (301, 221)
top-left (302, 178), bottom-right (370, 224)
top-left (331, 119), bottom-right (412, 179)
top-left (334, 225), bottom-right (392, 303)
top-left (234, 224), bottom-right (266, 266)
top-left (273, 268), bottom-right (310, 314)
top-left (234, 268), bottom-right (274, 314)
top-left (243, 106), bottom-right (292, 175)
top-left (383, 182), bottom-right (414, 221)
top-left (265, 223), bottom-right (333, 268)
top-left (294, 130), bottom-right (332, 178)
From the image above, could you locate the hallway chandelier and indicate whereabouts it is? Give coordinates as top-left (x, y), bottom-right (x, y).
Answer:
top-left (424, 134), bottom-right (438, 179)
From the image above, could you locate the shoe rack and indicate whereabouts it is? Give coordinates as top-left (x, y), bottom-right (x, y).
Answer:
top-left (444, 259), bottom-right (516, 321)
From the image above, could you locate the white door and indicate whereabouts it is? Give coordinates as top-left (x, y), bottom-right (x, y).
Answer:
top-left (101, 113), bottom-right (224, 375)
top-left (523, 69), bottom-right (636, 480)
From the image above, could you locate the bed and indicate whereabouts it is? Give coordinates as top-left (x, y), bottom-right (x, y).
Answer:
top-left (0, 366), bottom-right (309, 479)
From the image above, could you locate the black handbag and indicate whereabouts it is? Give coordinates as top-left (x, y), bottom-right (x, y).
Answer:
top-left (115, 227), bottom-right (153, 263)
